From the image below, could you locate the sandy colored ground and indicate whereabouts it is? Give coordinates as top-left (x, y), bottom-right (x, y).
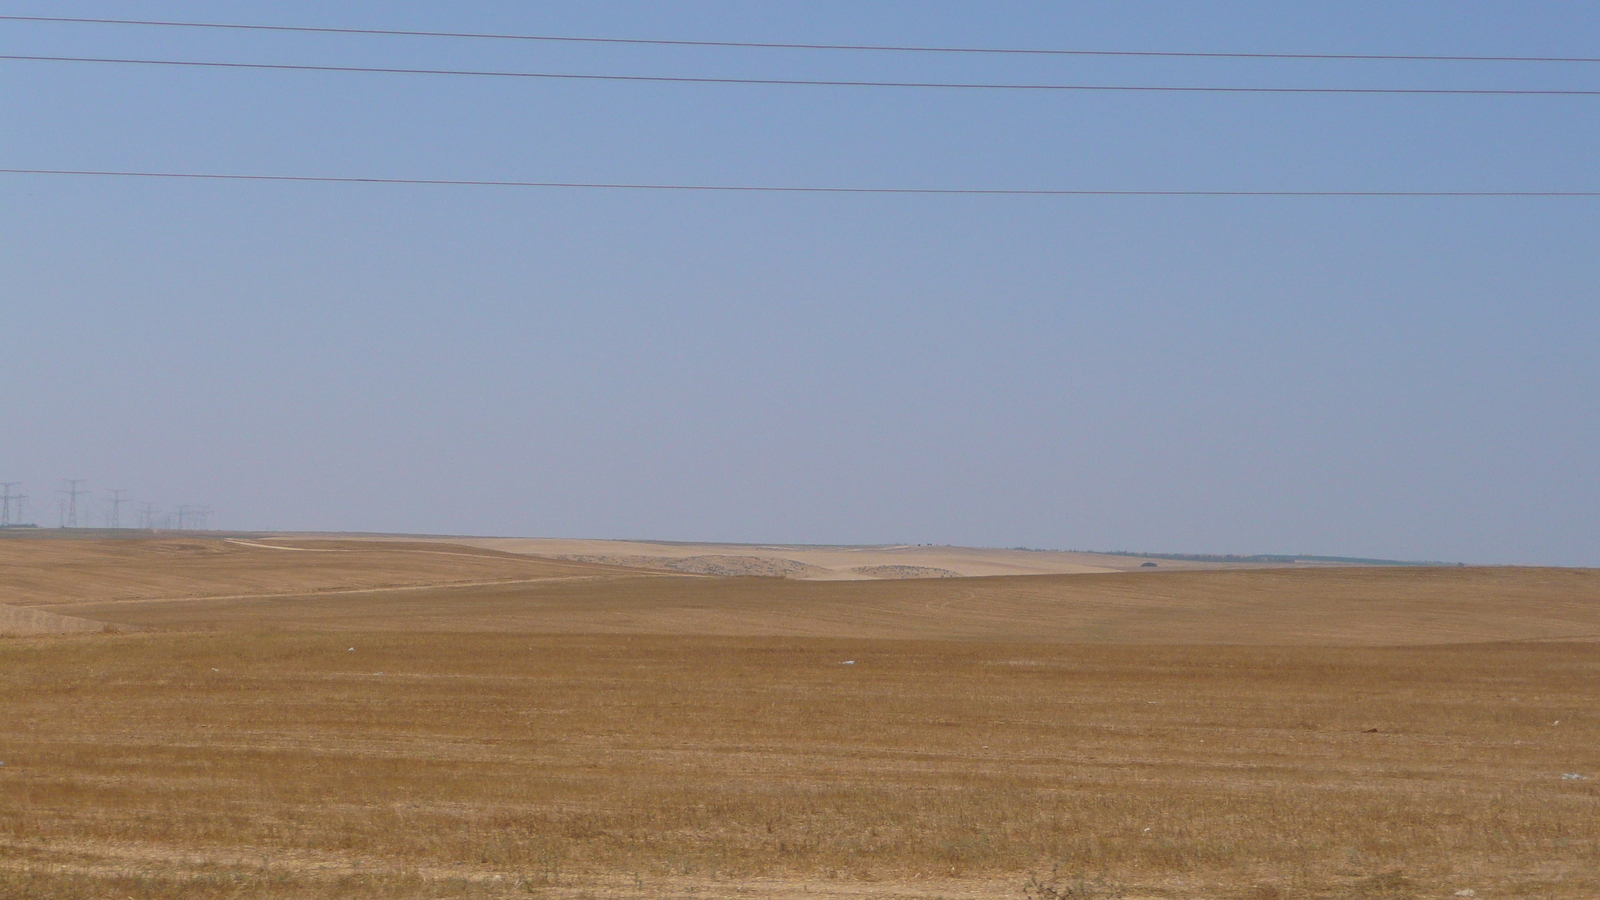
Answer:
top-left (2, 534), bottom-right (1597, 899)
top-left (50, 563), bottom-right (1600, 647)
top-left (311, 536), bottom-right (1302, 579)
top-left (0, 602), bottom-right (106, 636)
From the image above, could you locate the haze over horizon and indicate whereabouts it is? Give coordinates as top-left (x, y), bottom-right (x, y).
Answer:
top-left (3, 2), bottom-right (1597, 566)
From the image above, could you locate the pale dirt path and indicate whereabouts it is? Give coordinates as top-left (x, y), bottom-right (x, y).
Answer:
top-left (224, 539), bottom-right (346, 552)
top-left (44, 573), bottom-right (651, 613)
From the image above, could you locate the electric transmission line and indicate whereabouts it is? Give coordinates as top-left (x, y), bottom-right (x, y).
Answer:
top-left (3, 15), bottom-right (1599, 64)
top-left (5, 54), bottom-right (1600, 95)
top-left (58, 479), bottom-right (88, 528)
top-left (0, 483), bottom-right (22, 527)
top-left (1, 169), bottom-right (1596, 197)
top-left (107, 488), bottom-right (128, 528)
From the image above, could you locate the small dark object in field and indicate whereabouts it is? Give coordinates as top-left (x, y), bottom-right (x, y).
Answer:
top-left (1364, 728), bottom-right (1380, 733)
top-left (1140, 562), bottom-right (1158, 567)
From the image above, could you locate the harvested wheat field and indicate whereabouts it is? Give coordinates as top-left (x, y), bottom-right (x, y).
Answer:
top-left (0, 537), bottom-right (638, 612)
top-left (2, 536), bottom-right (1598, 899)
top-left (333, 535), bottom-right (1310, 579)
top-left (398, 538), bottom-right (1196, 579)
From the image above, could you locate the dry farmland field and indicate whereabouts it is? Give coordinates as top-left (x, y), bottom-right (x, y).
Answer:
top-left (2, 535), bottom-right (1598, 899)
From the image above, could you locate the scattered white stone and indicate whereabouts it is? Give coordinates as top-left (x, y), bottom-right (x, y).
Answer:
top-left (1561, 773), bottom-right (1584, 780)
top-left (1454, 890), bottom-right (1476, 898)
top-left (348, 647), bottom-right (356, 652)
top-left (841, 660), bottom-right (854, 665)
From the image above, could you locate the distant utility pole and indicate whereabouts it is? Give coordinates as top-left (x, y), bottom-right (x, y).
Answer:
top-left (1, 483), bottom-right (19, 526)
top-left (106, 489), bottom-right (128, 528)
top-left (139, 501), bottom-right (156, 530)
top-left (176, 505), bottom-right (214, 531)
top-left (59, 479), bottom-right (88, 528)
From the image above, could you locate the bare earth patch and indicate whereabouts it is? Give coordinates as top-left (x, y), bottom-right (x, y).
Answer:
top-left (554, 553), bottom-right (837, 579)
top-left (849, 565), bottom-right (962, 579)
top-left (0, 602), bottom-right (107, 636)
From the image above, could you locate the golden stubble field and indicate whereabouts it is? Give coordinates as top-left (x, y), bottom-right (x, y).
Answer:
top-left (2, 536), bottom-right (1598, 900)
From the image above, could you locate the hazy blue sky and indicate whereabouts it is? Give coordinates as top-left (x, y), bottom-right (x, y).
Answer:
top-left (2, 2), bottom-right (1597, 564)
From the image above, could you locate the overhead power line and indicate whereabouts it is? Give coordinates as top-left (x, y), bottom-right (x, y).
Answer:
top-left (3, 15), bottom-right (1598, 65)
top-left (5, 54), bottom-right (1600, 95)
top-left (4, 169), bottom-right (1595, 197)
